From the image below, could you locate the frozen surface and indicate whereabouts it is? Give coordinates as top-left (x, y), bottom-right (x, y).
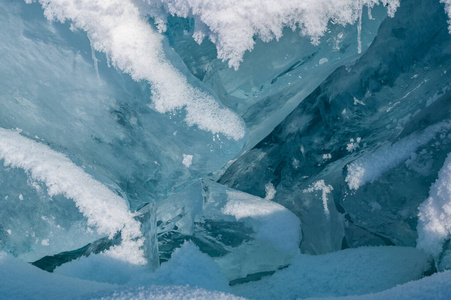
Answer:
top-left (232, 246), bottom-right (430, 299)
top-left (0, 249), bottom-right (241, 300)
top-left (335, 270), bottom-right (451, 300)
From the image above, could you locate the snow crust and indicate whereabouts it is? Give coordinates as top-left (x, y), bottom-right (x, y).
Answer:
top-left (418, 153), bottom-right (451, 258)
top-left (0, 128), bottom-right (145, 264)
top-left (144, 0), bottom-right (401, 69)
top-left (26, 0), bottom-right (246, 141)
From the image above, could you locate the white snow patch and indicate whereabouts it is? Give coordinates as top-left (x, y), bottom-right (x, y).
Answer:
top-left (322, 153), bottom-right (332, 160)
top-left (182, 154), bottom-right (193, 168)
top-left (0, 128), bottom-right (145, 265)
top-left (264, 182), bottom-right (277, 200)
top-left (417, 153), bottom-right (451, 258)
top-left (346, 137), bottom-right (361, 153)
top-left (223, 190), bottom-right (301, 254)
top-left (303, 180), bottom-right (333, 217)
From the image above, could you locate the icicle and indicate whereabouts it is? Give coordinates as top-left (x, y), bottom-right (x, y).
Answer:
top-left (357, 0), bottom-right (363, 54)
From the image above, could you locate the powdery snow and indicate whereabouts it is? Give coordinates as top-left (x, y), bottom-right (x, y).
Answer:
top-left (417, 153), bottom-right (451, 258)
top-left (232, 246), bottom-right (430, 299)
top-left (144, 0), bottom-right (401, 69)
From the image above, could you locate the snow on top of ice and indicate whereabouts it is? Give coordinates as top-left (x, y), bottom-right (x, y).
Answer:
top-left (0, 128), bottom-right (145, 265)
top-left (27, 0), bottom-right (246, 141)
top-left (223, 189), bottom-right (301, 254)
top-left (346, 121), bottom-right (451, 190)
top-left (144, 0), bottom-right (401, 69)
top-left (417, 153), bottom-right (451, 258)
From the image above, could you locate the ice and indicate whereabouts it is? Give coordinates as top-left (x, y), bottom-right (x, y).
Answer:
top-left (1, 0), bottom-right (451, 298)
top-left (27, 0), bottom-right (246, 141)
top-left (220, 0), bottom-right (451, 253)
top-left (145, 0), bottom-right (400, 69)
top-left (0, 0), bottom-right (245, 215)
top-left (154, 180), bottom-right (301, 281)
top-left (0, 128), bottom-right (145, 264)
top-left (346, 121), bottom-right (451, 191)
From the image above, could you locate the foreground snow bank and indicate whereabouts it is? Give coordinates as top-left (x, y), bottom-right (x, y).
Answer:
top-left (336, 269), bottom-right (451, 300)
top-left (232, 246), bottom-right (431, 299)
top-left (0, 249), bottom-right (241, 300)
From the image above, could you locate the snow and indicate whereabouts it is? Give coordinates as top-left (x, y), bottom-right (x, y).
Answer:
top-left (264, 182), bottom-right (277, 200)
top-left (182, 154), bottom-right (193, 167)
top-left (303, 180), bottom-right (333, 217)
top-left (0, 128), bottom-right (145, 265)
top-left (335, 270), bottom-right (451, 300)
top-left (55, 242), bottom-right (230, 292)
top-left (346, 121), bottom-right (451, 190)
top-left (417, 153), bottom-right (451, 258)
top-left (442, 0), bottom-right (451, 32)
top-left (144, 0), bottom-right (401, 69)
top-left (0, 249), bottom-right (241, 300)
top-left (232, 246), bottom-right (431, 299)
top-left (26, 0), bottom-right (246, 141)
top-left (223, 189), bottom-right (301, 254)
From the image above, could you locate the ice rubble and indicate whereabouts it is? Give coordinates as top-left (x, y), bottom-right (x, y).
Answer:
top-left (1, 0), bottom-right (451, 298)
top-left (220, 0), bottom-right (451, 254)
top-left (155, 180), bottom-right (301, 281)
